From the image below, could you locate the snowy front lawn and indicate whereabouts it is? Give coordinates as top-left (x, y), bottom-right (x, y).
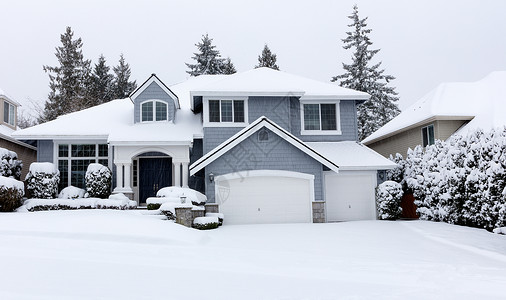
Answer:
top-left (1, 211), bottom-right (505, 299)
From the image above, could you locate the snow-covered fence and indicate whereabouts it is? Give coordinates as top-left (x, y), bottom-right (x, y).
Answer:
top-left (390, 128), bottom-right (506, 231)
top-left (25, 163), bottom-right (59, 199)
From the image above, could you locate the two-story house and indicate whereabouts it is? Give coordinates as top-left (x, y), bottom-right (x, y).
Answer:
top-left (13, 68), bottom-right (395, 224)
top-left (0, 88), bottom-right (37, 180)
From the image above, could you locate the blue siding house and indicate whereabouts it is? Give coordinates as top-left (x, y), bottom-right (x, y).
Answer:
top-left (13, 68), bottom-right (396, 224)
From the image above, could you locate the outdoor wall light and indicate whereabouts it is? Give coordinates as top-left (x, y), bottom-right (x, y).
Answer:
top-left (180, 195), bottom-right (187, 204)
top-left (209, 173), bottom-right (214, 182)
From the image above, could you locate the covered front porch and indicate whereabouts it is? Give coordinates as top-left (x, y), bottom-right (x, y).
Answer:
top-left (111, 144), bottom-right (191, 205)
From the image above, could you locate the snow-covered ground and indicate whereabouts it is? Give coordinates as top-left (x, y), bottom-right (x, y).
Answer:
top-left (1, 210), bottom-right (505, 299)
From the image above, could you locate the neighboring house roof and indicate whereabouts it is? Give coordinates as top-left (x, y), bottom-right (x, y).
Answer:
top-left (189, 116), bottom-right (340, 176)
top-left (306, 142), bottom-right (397, 170)
top-left (0, 87), bottom-right (21, 106)
top-left (130, 74), bottom-right (181, 109)
top-left (190, 67), bottom-right (370, 101)
top-left (362, 71), bottom-right (506, 144)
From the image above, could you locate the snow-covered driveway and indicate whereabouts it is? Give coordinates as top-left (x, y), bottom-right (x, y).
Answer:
top-left (0, 210), bottom-right (505, 299)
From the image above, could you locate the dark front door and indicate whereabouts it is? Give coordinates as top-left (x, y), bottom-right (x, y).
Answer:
top-left (139, 157), bottom-right (172, 204)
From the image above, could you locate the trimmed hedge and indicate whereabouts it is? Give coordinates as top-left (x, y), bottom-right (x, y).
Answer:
top-left (0, 185), bottom-right (24, 212)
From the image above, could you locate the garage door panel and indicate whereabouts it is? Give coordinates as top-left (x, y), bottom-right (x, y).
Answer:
top-left (217, 174), bottom-right (312, 225)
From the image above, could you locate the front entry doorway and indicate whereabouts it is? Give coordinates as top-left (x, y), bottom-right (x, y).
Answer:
top-left (138, 157), bottom-right (172, 205)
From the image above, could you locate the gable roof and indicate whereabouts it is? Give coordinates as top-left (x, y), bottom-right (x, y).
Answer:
top-left (189, 116), bottom-right (340, 176)
top-left (190, 67), bottom-right (370, 101)
top-left (362, 71), bottom-right (506, 144)
top-left (129, 73), bottom-right (180, 109)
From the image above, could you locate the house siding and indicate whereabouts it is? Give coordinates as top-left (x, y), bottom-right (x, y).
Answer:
top-left (133, 81), bottom-right (177, 123)
top-left (0, 138), bottom-right (36, 180)
top-left (203, 127), bottom-right (324, 204)
top-left (366, 119), bottom-right (468, 158)
top-left (37, 140), bottom-right (53, 163)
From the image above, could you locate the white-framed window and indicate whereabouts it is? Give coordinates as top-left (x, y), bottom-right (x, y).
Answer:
top-left (141, 100), bottom-right (168, 122)
top-left (422, 124), bottom-right (435, 147)
top-left (3, 101), bottom-right (15, 126)
top-left (203, 97), bottom-right (248, 127)
top-left (300, 101), bottom-right (341, 135)
top-left (56, 143), bottom-right (109, 191)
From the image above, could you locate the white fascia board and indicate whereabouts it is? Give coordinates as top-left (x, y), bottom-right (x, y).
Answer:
top-left (0, 133), bottom-right (37, 150)
top-left (191, 91), bottom-right (306, 97)
top-left (130, 75), bottom-right (180, 109)
top-left (300, 94), bottom-right (370, 101)
top-left (108, 140), bottom-right (192, 146)
top-left (189, 116), bottom-right (339, 176)
top-left (338, 165), bottom-right (398, 171)
top-left (11, 134), bottom-right (109, 140)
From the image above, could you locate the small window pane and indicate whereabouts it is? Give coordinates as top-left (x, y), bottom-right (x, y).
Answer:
top-left (132, 160), bottom-right (138, 187)
top-left (58, 160), bottom-right (68, 192)
top-left (9, 105), bottom-right (15, 126)
top-left (3, 103), bottom-right (9, 124)
top-left (428, 125), bottom-right (435, 145)
top-left (321, 104), bottom-right (337, 130)
top-left (209, 100), bottom-right (220, 122)
top-left (221, 100), bottom-right (233, 122)
top-left (71, 159), bottom-right (95, 189)
top-left (422, 127), bottom-right (428, 147)
top-left (71, 144), bottom-right (96, 157)
top-left (98, 159), bottom-right (108, 166)
top-left (142, 102), bottom-right (153, 122)
top-left (58, 145), bottom-right (69, 157)
top-left (304, 104), bottom-right (320, 130)
top-left (233, 100), bottom-right (244, 123)
top-left (156, 102), bottom-right (167, 121)
top-left (98, 144), bottom-right (108, 157)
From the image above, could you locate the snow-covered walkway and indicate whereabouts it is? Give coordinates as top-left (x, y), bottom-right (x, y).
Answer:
top-left (0, 210), bottom-right (505, 299)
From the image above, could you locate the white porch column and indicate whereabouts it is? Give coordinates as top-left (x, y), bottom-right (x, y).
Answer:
top-left (173, 161), bottom-right (181, 187)
top-left (116, 163), bottom-right (124, 188)
top-left (124, 163), bottom-right (132, 190)
top-left (182, 162), bottom-right (189, 188)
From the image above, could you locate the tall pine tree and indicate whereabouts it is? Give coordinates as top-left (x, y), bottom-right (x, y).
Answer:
top-left (222, 57), bottom-right (237, 74)
top-left (332, 5), bottom-right (400, 141)
top-left (112, 54), bottom-right (137, 99)
top-left (255, 44), bottom-right (279, 70)
top-left (186, 34), bottom-right (226, 76)
top-left (89, 54), bottom-right (114, 106)
top-left (41, 26), bottom-right (91, 122)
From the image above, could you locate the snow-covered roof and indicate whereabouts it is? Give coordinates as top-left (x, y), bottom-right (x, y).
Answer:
top-left (306, 142), bottom-right (397, 170)
top-left (191, 67), bottom-right (370, 101)
top-left (0, 87), bottom-right (21, 106)
top-left (169, 75), bottom-right (228, 110)
top-left (130, 74), bottom-right (181, 109)
top-left (363, 72), bottom-right (506, 144)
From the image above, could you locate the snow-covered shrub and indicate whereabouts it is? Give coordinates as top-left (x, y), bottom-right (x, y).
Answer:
top-left (25, 198), bottom-right (97, 211)
top-left (0, 147), bottom-right (22, 180)
top-left (58, 186), bottom-right (87, 199)
top-left (85, 163), bottom-right (112, 198)
top-left (96, 193), bottom-right (136, 210)
top-left (376, 181), bottom-right (403, 220)
top-left (206, 212), bottom-right (224, 226)
top-left (386, 153), bottom-right (405, 184)
top-left (192, 216), bottom-right (219, 230)
top-left (156, 186), bottom-right (207, 206)
top-left (0, 176), bottom-right (24, 212)
top-left (25, 163), bottom-right (59, 199)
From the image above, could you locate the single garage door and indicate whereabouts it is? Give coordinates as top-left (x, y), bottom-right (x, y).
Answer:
top-left (325, 171), bottom-right (377, 222)
top-left (215, 170), bottom-right (314, 225)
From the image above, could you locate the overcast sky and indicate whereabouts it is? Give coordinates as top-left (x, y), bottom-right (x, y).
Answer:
top-left (1, 0), bottom-right (506, 119)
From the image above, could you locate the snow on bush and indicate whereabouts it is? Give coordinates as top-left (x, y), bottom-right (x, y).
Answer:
top-left (156, 187), bottom-right (207, 206)
top-left (25, 162), bottom-right (59, 199)
top-left (0, 175), bottom-right (24, 212)
top-left (391, 127), bottom-right (506, 231)
top-left (192, 216), bottom-right (219, 230)
top-left (0, 147), bottom-right (22, 180)
top-left (205, 212), bottom-right (224, 226)
top-left (85, 163), bottom-right (112, 198)
top-left (376, 181), bottom-right (403, 220)
top-left (25, 197), bottom-right (136, 212)
top-left (58, 186), bottom-right (87, 199)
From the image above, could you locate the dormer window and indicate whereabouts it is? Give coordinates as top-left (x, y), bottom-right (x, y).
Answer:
top-left (141, 100), bottom-right (167, 122)
top-left (3, 101), bottom-right (15, 126)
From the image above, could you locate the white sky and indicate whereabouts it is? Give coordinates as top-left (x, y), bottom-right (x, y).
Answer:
top-left (1, 0), bottom-right (506, 119)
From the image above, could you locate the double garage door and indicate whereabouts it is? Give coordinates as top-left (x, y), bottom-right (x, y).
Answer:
top-left (215, 170), bottom-right (377, 225)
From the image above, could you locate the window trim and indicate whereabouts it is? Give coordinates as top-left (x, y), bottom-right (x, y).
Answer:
top-left (3, 100), bottom-right (15, 127)
top-left (300, 100), bottom-right (341, 135)
top-left (421, 124), bottom-right (435, 147)
top-left (140, 99), bottom-right (169, 123)
top-left (203, 96), bottom-right (248, 127)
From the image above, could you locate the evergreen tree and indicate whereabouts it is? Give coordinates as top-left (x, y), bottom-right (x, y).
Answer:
top-left (255, 44), bottom-right (279, 70)
top-left (41, 26), bottom-right (91, 122)
top-left (332, 5), bottom-right (400, 141)
top-left (89, 54), bottom-right (114, 106)
top-left (222, 57), bottom-right (237, 74)
top-left (112, 54), bottom-right (137, 99)
top-left (186, 34), bottom-right (226, 76)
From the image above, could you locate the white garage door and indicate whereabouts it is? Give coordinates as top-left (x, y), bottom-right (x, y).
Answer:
top-left (215, 170), bottom-right (314, 225)
top-left (325, 171), bottom-right (377, 222)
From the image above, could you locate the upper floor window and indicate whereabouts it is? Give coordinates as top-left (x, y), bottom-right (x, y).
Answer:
top-left (206, 98), bottom-right (247, 126)
top-left (301, 102), bottom-right (341, 135)
top-left (4, 101), bottom-right (15, 126)
top-left (422, 124), bottom-right (435, 147)
top-left (141, 100), bottom-right (167, 122)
